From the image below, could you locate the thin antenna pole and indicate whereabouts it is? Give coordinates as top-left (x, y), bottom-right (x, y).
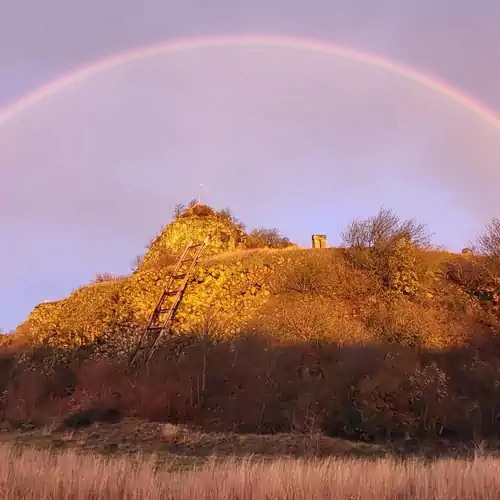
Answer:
top-left (199, 184), bottom-right (211, 205)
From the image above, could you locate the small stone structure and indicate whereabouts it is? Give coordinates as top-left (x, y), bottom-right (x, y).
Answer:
top-left (312, 234), bottom-right (328, 249)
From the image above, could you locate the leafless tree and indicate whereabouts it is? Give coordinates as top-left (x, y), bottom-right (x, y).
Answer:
top-left (172, 203), bottom-right (186, 219)
top-left (341, 207), bottom-right (432, 250)
top-left (246, 228), bottom-right (292, 249)
top-left (477, 218), bottom-right (500, 271)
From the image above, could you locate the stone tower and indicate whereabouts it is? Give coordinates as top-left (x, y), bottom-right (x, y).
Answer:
top-left (312, 234), bottom-right (328, 249)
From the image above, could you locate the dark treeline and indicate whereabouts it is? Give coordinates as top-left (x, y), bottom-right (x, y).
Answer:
top-left (2, 334), bottom-right (500, 444)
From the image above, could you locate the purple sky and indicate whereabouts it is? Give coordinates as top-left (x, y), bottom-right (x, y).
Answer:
top-left (1, 0), bottom-right (500, 331)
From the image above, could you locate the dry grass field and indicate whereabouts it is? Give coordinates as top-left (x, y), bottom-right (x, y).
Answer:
top-left (1, 443), bottom-right (500, 499)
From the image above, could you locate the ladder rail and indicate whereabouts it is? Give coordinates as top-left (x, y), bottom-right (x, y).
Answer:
top-left (129, 237), bottom-right (208, 367)
top-left (143, 239), bottom-right (208, 364)
top-left (129, 241), bottom-right (196, 365)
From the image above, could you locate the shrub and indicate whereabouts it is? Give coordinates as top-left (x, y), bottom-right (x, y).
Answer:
top-left (172, 203), bottom-right (186, 219)
top-left (175, 201), bottom-right (216, 218)
top-left (131, 254), bottom-right (143, 272)
top-left (364, 299), bottom-right (462, 349)
top-left (341, 208), bottom-right (433, 296)
top-left (8, 334), bottom-right (500, 440)
top-left (215, 207), bottom-right (245, 231)
top-left (93, 273), bottom-right (121, 284)
top-left (477, 218), bottom-right (500, 273)
top-left (453, 219), bottom-right (500, 314)
top-left (246, 228), bottom-right (292, 249)
top-left (282, 259), bottom-right (329, 295)
top-left (279, 251), bottom-right (350, 297)
top-left (341, 207), bottom-right (432, 250)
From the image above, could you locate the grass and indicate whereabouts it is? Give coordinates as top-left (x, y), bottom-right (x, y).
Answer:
top-left (0, 419), bottom-right (386, 463)
top-left (1, 418), bottom-right (497, 464)
top-left (2, 443), bottom-right (500, 499)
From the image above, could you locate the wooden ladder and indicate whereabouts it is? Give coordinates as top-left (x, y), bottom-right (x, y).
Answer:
top-left (129, 237), bottom-right (209, 367)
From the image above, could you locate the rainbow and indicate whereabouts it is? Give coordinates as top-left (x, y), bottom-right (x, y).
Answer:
top-left (1, 34), bottom-right (500, 129)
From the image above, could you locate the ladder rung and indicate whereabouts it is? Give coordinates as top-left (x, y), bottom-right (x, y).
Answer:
top-left (129, 238), bottom-right (207, 368)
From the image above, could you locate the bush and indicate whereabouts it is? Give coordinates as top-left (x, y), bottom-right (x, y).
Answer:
top-left (172, 203), bottom-right (186, 219)
top-left (341, 208), bottom-right (432, 296)
top-left (341, 207), bottom-right (432, 250)
top-left (217, 208), bottom-right (246, 232)
top-left (447, 219), bottom-right (500, 310)
top-left (8, 337), bottom-right (500, 441)
top-left (246, 228), bottom-right (292, 249)
top-left (279, 251), bottom-right (349, 297)
top-left (174, 201), bottom-right (217, 219)
top-left (477, 218), bottom-right (500, 273)
top-left (364, 299), bottom-right (461, 349)
top-left (93, 273), bottom-right (121, 284)
top-left (282, 259), bottom-right (329, 295)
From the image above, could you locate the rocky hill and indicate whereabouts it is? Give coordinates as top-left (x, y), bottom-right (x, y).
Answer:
top-left (19, 204), bottom-right (500, 354)
top-left (3, 205), bottom-right (500, 440)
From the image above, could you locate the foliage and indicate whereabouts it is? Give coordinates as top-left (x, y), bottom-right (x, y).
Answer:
top-left (93, 273), bottom-right (123, 284)
top-left (217, 207), bottom-right (247, 232)
top-left (6, 337), bottom-right (500, 442)
top-left (341, 207), bottom-right (432, 250)
top-left (245, 228), bottom-right (292, 249)
top-left (477, 218), bottom-right (500, 273)
top-left (172, 203), bottom-right (186, 219)
top-left (364, 298), bottom-right (464, 348)
top-left (341, 208), bottom-right (433, 296)
top-left (131, 254), bottom-right (144, 273)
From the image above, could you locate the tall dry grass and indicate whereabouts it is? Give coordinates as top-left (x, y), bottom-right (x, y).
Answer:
top-left (1, 444), bottom-right (500, 499)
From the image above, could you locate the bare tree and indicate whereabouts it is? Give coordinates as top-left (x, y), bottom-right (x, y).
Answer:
top-left (92, 272), bottom-right (124, 284)
top-left (246, 228), bottom-right (292, 249)
top-left (131, 254), bottom-right (143, 272)
top-left (172, 203), bottom-right (186, 219)
top-left (477, 218), bottom-right (500, 271)
top-left (341, 207), bottom-right (432, 250)
top-left (218, 207), bottom-right (247, 231)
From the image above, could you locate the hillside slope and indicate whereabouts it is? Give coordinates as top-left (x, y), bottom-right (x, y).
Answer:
top-left (22, 204), bottom-right (499, 352)
top-left (4, 205), bottom-right (500, 441)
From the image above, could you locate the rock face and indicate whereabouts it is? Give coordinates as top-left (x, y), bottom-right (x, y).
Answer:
top-left (140, 204), bottom-right (246, 270)
top-left (26, 204), bottom-right (270, 349)
top-left (27, 250), bottom-right (284, 350)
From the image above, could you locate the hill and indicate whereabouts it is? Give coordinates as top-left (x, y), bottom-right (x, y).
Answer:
top-left (2, 205), bottom-right (500, 443)
top-left (21, 204), bottom-right (498, 351)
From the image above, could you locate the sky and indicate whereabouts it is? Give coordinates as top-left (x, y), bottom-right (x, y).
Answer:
top-left (1, 0), bottom-right (500, 331)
